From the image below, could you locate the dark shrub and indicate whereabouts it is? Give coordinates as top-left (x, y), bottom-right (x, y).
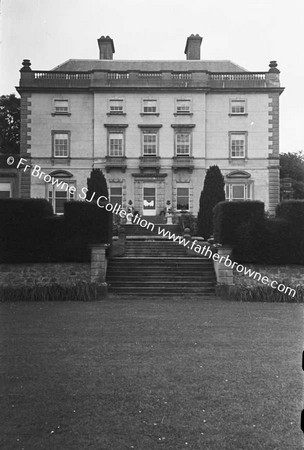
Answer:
top-left (64, 201), bottom-right (112, 244)
top-left (177, 213), bottom-right (197, 235)
top-left (0, 198), bottom-right (53, 221)
top-left (232, 218), bottom-right (265, 263)
top-left (276, 200), bottom-right (304, 264)
top-left (197, 165), bottom-right (225, 238)
top-left (86, 168), bottom-right (109, 200)
top-left (233, 218), bottom-right (292, 264)
top-left (0, 199), bottom-right (54, 257)
top-left (276, 200), bottom-right (304, 225)
top-left (0, 199), bottom-right (112, 263)
top-left (213, 201), bottom-right (265, 245)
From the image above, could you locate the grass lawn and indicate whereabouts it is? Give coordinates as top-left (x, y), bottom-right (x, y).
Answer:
top-left (0, 296), bottom-right (303, 450)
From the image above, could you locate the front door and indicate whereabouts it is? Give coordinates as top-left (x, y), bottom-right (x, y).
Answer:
top-left (143, 184), bottom-right (156, 216)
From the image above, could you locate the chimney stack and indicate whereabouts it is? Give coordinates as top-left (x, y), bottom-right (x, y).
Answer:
top-left (184, 34), bottom-right (203, 60)
top-left (97, 35), bottom-right (115, 60)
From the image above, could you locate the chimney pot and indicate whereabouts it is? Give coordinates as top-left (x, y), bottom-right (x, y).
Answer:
top-left (97, 36), bottom-right (115, 60)
top-left (184, 34), bottom-right (203, 60)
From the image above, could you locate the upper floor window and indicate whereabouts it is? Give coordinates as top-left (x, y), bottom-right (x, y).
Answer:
top-left (142, 130), bottom-right (158, 156)
top-left (230, 99), bottom-right (246, 115)
top-left (108, 99), bottom-right (125, 114)
top-left (175, 99), bottom-right (191, 114)
top-left (229, 132), bottom-right (247, 159)
top-left (53, 99), bottom-right (69, 115)
top-left (142, 99), bottom-right (158, 114)
top-left (109, 132), bottom-right (124, 157)
top-left (52, 131), bottom-right (70, 158)
top-left (176, 132), bottom-right (191, 156)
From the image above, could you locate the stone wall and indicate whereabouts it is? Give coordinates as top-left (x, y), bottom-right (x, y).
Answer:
top-left (234, 264), bottom-right (304, 288)
top-left (213, 245), bottom-right (304, 296)
top-left (0, 263), bottom-right (90, 287)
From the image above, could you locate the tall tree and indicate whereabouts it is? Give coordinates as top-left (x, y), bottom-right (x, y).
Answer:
top-left (86, 168), bottom-right (108, 201)
top-left (280, 151), bottom-right (304, 199)
top-left (197, 165), bottom-right (225, 238)
top-left (0, 94), bottom-right (20, 154)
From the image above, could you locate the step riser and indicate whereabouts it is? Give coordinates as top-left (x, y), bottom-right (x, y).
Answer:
top-left (107, 271), bottom-right (213, 281)
top-left (107, 264), bottom-right (213, 267)
top-left (108, 290), bottom-right (216, 295)
top-left (107, 237), bottom-right (216, 294)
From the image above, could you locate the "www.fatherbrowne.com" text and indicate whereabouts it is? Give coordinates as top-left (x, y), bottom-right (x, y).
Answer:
top-left (11, 157), bottom-right (297, 298)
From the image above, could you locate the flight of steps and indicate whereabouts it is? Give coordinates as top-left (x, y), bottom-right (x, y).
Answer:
top-left (106, 237), bottom-right (216, 296)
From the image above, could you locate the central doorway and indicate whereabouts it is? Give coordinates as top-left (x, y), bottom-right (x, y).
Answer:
top-left (142, 183), bottom-right (156, 216)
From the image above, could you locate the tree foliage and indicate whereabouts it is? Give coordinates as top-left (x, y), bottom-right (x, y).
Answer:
top-left (197, 165), bottom-right (226, 238)
top-left (280, 152), bottom-right (304, 199)
top-left (86, 168), bottom-right (108, 200)
top-left (0, 94), bottom-right (20, 154)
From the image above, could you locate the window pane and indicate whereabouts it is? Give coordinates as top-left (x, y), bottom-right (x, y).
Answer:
top-left (176, 133), bottom-right (190, 155)
top-left (110, 186), bottom-right (123, 206)
top-left (55, 100), bottom-right (68, 112)
top-left (176, 100), bottom-right (190, 112)
top-left (111, 187), bottom-right (122, 196)
top-left (177, 187), bottom-right (189, 210)
top-left (54, 133), bottom-right (68, 157)
top-left (0, 191), bottom-right (10, 198)
top-left (231, 100), bottom-right (245, 114)
top-left (0, 182), bottom-right (11, 198)
top-left (109, 133), bottom-right (123, 156)
top-left (143, 100), bottom-right (157, 113)
top-left (54, 191), bottom-right (68, 214)
top-left (48, 183), bottom-right (75, 214)
top-left (232, 185), bottom-right (245, 200)
top-left (231, 135), bottom-right (245, 158)
top-left (143, 187), bottom-right (156, 209)
top-left (109, 99), bottom-right (124, 112)
top-left (143, 133), bottom-right (157, 155)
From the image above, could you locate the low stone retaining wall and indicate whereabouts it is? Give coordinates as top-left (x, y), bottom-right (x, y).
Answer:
top-left (213, 246), bottom-right (304, 296)
top-left (0, 263), bottom-right (90, 286)
top-left (0, 244), bottom-right (109, 300)
top-left (234, 264), bottom-right (304, 288)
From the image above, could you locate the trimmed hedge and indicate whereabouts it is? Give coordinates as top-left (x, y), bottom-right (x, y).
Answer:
top-left (0, 199), bottom-right (112, 263)
top-left (0, 198), bottom-right (53, 220)
top-left (64, 201), bottom-right (112, 244)
top-left (276, 200), bottom-right (304, 226)
top-left (0, 199), bottom-right (54, 256)
top-left (233, 218), bottom-right (292, 264)
top-left (213, 201), bottom-right (265, 245)
top-left (276, 200), bottom-right (304, 264)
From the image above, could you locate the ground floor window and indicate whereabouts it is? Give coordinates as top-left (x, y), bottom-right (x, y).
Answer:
top-left (48, 182), bottom-right (76, 214)
top-left (176, 186), bottom-right (189, 211)
top-left (109, 185), bottom-right (123, 206)
top-left (225, 183), bottom-right (251, 201)
top-left (0, 182), bottom-right (12, 198)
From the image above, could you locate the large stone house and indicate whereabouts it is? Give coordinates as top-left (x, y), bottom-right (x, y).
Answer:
top-left (17, 34), bottom-right (284, 215)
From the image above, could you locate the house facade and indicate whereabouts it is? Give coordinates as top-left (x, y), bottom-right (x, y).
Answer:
top-left (17, 35), bottom-right (284, 215)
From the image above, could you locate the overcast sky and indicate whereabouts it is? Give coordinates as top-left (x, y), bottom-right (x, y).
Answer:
top-left (1, 0), bottom-right (303, 153)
